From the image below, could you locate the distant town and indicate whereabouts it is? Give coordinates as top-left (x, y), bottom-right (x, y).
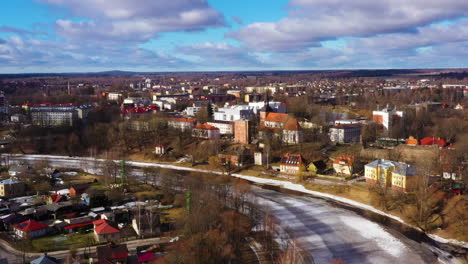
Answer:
top-left (0, 69), bottom-right (466, 263)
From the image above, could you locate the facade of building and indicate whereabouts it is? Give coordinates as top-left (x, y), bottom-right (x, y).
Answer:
top-left (279, 154), bottom-right (304, 174)
top-left (372, 107), bottom-right (404, 130)
top-left (234, 120), bottom-right (250, 144)
top-left (329, 125), bottom-right (361, 144)
top-left (0, 179), bottom-right (25, 198)
top-left (167, 118), bottom-right (196, 131)
top-left (364, 159), bottom-right (417, 192)
top-left (207, 121), bottom-right (234, 135)
top-left (30, 105), bottom-right (92, 127)
top-left (192, 124), bottom-right (221, 139)
top-left (214, 106), bottom-right (253, 122)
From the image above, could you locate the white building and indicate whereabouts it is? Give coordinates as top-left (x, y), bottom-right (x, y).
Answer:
top-left (184, 106), bottom-right (202, 116)
top-left (192, 124), bottom-right (220, 139)
top-left (214, 106), bottom-right (254, 122)
top-left (207, 121), bottom-right (234, 135)
top-left (167, 118), bottom-right (196, 131)
top-left (329, 125), bottom-right (361, 144)
top-left (372, 107), bottom-right (404, 130)
top-left (247, 101), bottom-right (286, 114)
top-left (107, 93), bottom-right (123, 101)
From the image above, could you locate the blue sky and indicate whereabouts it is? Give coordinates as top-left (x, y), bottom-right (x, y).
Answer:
top-left (0, 0), bottom-right (468, 73)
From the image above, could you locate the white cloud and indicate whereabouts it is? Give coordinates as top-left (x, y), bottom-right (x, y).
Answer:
top-left (40, 0), bottom-right (225, 42)
top-left (228, 0), bottom-right (468, 52)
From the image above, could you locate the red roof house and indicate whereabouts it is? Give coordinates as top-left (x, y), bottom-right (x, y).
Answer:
top-left (94, 219), bottom-right (120, 242)
top-left (14, 220), bottom-right (48, 239)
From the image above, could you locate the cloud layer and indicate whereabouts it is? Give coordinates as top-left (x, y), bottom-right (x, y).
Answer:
top-left (0, 0), bottom-right (468, 72)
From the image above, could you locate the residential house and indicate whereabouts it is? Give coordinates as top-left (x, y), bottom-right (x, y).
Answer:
top-left (329, 124), bottom-right (361, 144)
top-left (0, 179), bottom-right (25, 198)
top-left (154, 145), bottom-right (168, 155)
top-left (69, 183), bottom-right (89, 197)
top-left (279, 154), bottom-right (304, 175)
top-left (93, 219), bottom-right (120, 242)
top-left (30, 254), bottom-right (58, 264)
top-left (192, 124), bottom-right (220, 139)
top-left (333, 155), bottom-right (355, 176)
top-left (96, 244), bottom-right (129, 264)
top-left (364, 159), bottom-right (417, 192)
top-left (259, 112), bottom-right (303, 144)
top-left (14, 220), bottom-right (48, 239)
top-left (167, 118), bottom-right (196, 131)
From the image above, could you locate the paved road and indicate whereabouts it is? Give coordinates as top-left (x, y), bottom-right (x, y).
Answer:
top-left (1, 154), bottom-right (463, 264)
top-left (0, 235), bottom-right (170, 263)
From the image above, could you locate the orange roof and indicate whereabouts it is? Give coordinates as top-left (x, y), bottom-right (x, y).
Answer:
top-left (333, 154), bottom-right (355, 166)
top-left (193, 123), bottom-right (219, 131)
top-left (284, 117), bottom-right (301, 131)
top-left (263, 112), bottom-right (289, 123)
top-left (405, 138), bottom-right (418, 145)
top-left (168, 117), bottom-right (196, 123)
top-left (95, 222), bottom-right (120, 234)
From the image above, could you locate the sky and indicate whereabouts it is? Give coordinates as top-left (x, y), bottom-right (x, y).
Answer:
top-left (0, 0), bottom-right (468, 73)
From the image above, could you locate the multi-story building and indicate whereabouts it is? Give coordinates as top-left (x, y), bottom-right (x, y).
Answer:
top-left (30, 104), bottom-right (92, 127)
top-left (329, 124), bottom-right (361, 144)
top-left (167, 118), bottom-right (196, 131)
top-left (207, 121), bottom-right (234, 135)
top-left (192, 124), bottom-right (220, 139)
top-left (0, 178), bottom-right (25, 198)
top-left (364, 159), bottom-right (417, 192)
top-left (214, 106), bottom-right (254, 122)
top-left (372, 107), bottom-right (404, 130)
top-left (234, 120), bottom-right (251, 144)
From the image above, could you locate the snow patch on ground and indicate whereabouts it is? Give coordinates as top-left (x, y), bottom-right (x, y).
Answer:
top-left (339, 215), bottom-right (407, 257)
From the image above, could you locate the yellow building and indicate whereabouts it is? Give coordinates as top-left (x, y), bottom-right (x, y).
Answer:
top-left (364, 159), bottom-right (416, 192)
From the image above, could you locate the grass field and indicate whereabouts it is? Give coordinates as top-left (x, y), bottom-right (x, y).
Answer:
top-left (31, 232), bottom-right (96, 252)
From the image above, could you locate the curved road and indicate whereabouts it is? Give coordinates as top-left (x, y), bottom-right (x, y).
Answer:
top-left (1, 154), bottom-right (461, 264)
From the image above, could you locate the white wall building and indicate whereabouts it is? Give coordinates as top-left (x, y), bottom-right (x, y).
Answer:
top-left (329, 125), bottom-right (361, 144)
top-left (207, 121), bottom-right (234, 135)
top-left (372, 107), bottom-right (404, 130)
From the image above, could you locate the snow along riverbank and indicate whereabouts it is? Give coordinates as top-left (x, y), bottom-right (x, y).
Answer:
top-left (3, 154), bottom-right (467, 249)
